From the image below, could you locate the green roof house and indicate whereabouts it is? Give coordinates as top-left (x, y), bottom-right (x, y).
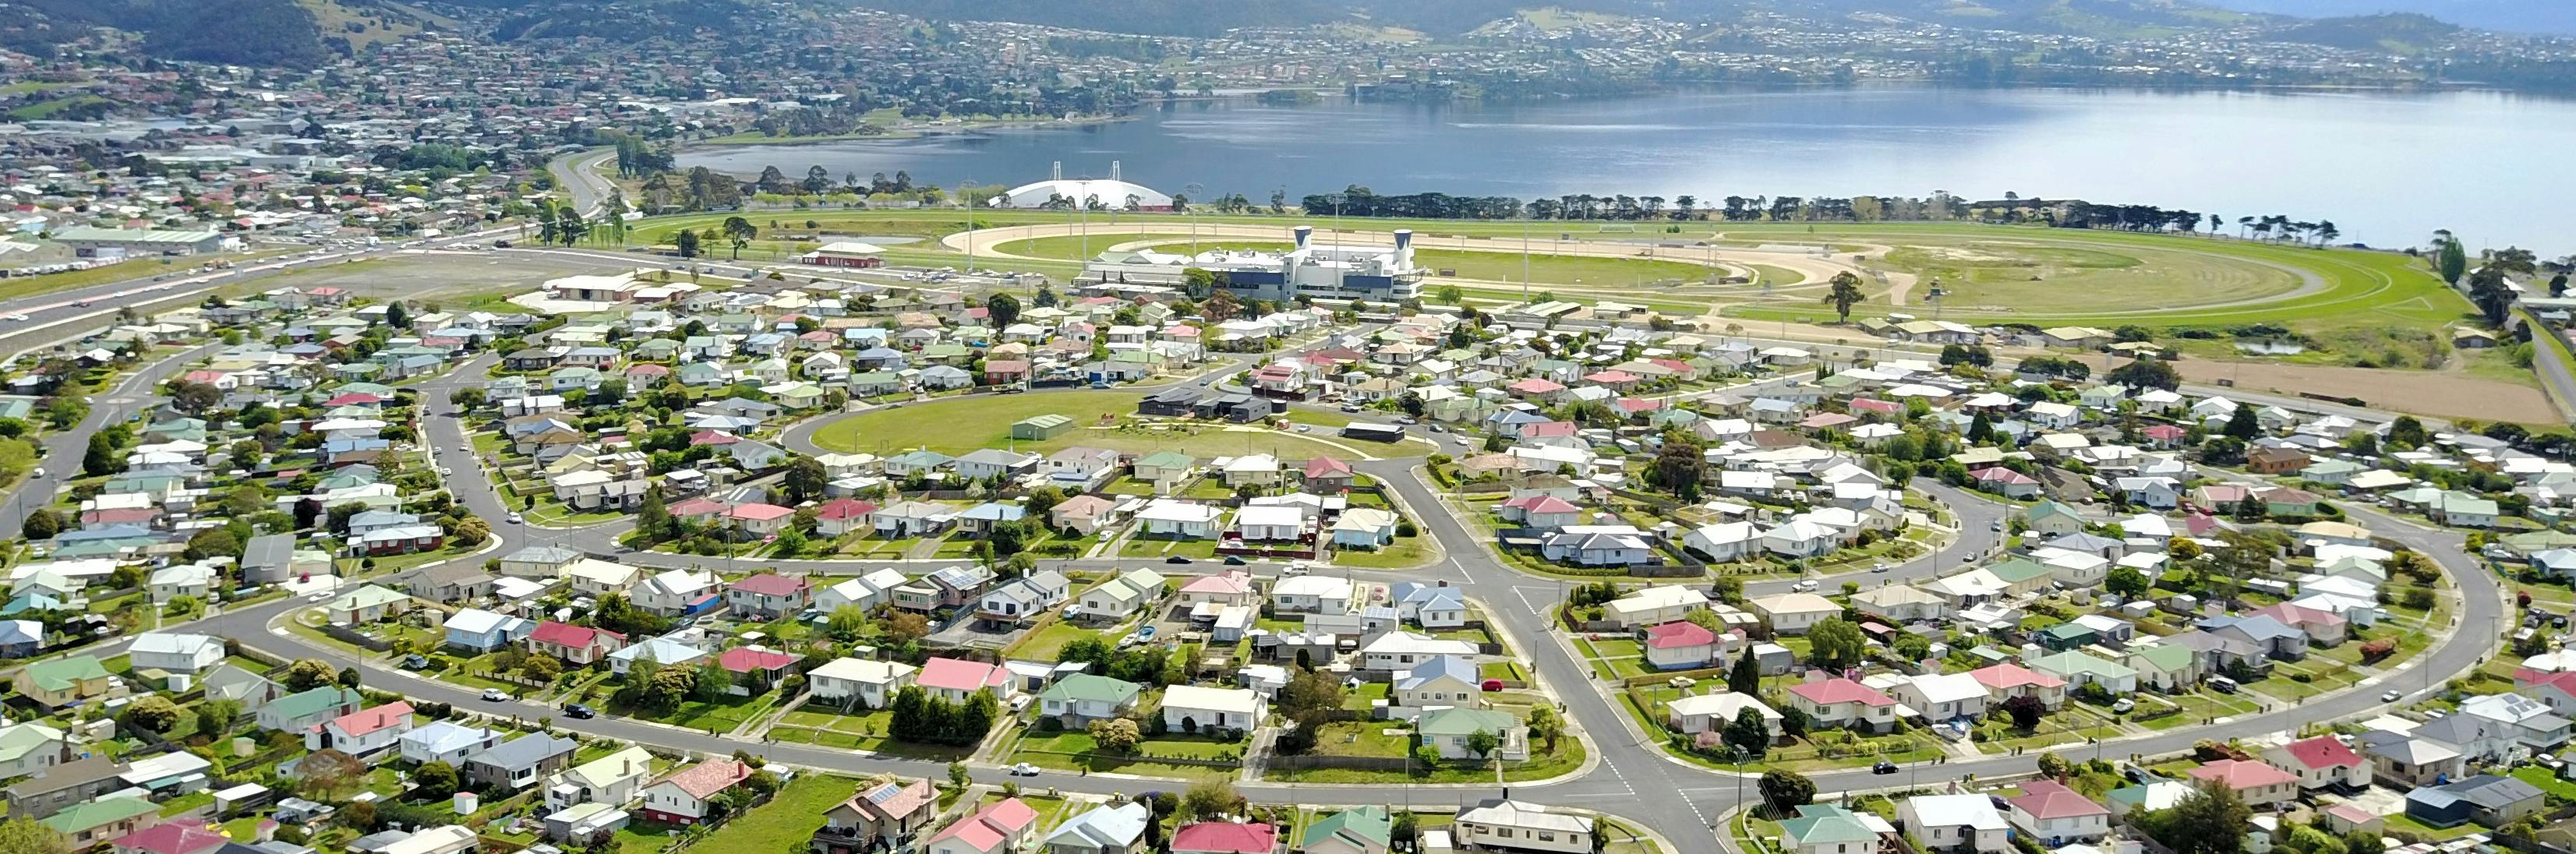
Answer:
top-left (12, 656), bottom-right (113, 708)
top-left (1305, 806), bottom-right (1394, 854)
top-left (2023, 500), bottom-right (2084, 535)
top-left (256, 686), bottom-right (364, 732)
top-left (2027, 650), bottom-right (2138, 694)
top-left (1036, 674), bottom-right (1142, 725)
top-left (1779, 805), bottom-right (1883, 854)
top-left (1415, 708), bottom-right (1528, 760)
top-left (42, 796), bottom-right (157, 844)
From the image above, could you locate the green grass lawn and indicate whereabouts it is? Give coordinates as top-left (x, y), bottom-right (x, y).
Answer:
top-left (1117, 536), bottom-right (1221, 559)
top-left (1331, 538), bottom-right (1433, 568)
top-left (1265, 732), bottom-right (1588, 784)
top-left (1004, 617), bottom-right (1110, 660)
top-left (691, 774), bottom-right (852, 852)
top-left (2510, 765), bottom-right (2576, 801)
top-left (810, 392), bottom-right (1380, 460)
top-left (1010, 730), bottom-right (1244, 780)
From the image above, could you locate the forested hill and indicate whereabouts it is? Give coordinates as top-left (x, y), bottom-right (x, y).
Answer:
top-left (6, 0), bottom-right (330, 67)
top-left (2193, 0), bottom-right (2576, 36)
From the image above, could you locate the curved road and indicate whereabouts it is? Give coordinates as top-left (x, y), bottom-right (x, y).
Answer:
top-left (163, 364), bottom-right (2499, 854)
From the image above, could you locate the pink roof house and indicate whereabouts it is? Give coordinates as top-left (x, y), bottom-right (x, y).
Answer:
top-left (923, 797), bottom-right (1041, 854)
top-left (726, 573), bottom-right (813, 619)
top-left (2188, 759), bottom-right (2300, 808)
top-left (1785, 679), bottom-right (1899, 733)
top-left (2263, 736), bottom-right (2372, 790)
top-left (1970, 663), bottom-right (2069, 708)
top-left (917, 658), bottom-right (1012, 704)
top-left (1171, 823), bottom-right (1278, 854)
top-left (1640, 621), bottom-right (1717, 670)
top-left (2005, 780), bottom-right (2109, 845)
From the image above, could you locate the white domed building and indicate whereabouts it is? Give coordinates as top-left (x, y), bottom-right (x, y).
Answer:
top-left (991, 162), bottom-right (1173, 211)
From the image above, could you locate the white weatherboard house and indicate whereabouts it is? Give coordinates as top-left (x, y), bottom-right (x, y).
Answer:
top-left (808, 658), bottom-right (917, 710)
top-left (1159, 685), bottom-right (1267, 734)
top-left (1454, 799), bottom-right (1595, 854)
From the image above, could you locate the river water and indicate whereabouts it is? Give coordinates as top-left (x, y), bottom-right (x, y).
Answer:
top-left (677, 86), bottom-right (2576, 252)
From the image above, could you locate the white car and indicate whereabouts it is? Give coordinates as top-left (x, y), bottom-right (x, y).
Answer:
top-left (506, 512), bottom-right (523, 524)
top-left (1009, 763), bottom-right (1039, 776)
top-left (481, 688), bottom-right (510, 702)
top-left (1791, 579), bottom-right (1818, 592)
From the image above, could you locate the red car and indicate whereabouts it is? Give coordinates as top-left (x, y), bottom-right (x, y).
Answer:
top-left (1481, 679), bottom-right (1504, 692)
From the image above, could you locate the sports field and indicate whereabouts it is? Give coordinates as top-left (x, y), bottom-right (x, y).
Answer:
top-left (609, 209), bottom-right (2474, 349)
top-left (987, 234), bottom-right (1716, 287)
top-left (806, 392), bottom-right (1397, 460)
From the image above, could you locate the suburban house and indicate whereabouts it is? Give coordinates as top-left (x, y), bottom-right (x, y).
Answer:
top-left (1159, 686), bottom-right (1267, 735)
top-left (305, 701), bottom-right (416, 756)
top-left (638, 760), bottom-right (754, 826)
top-left (1453, 799), bottom-right (1595, 854)
top-left (811, 777), bottom-right (941, 854)
top-left (1037, 675), bottom-right (1144, 727)
top-left (1043, 802), bottom-right (1152, 854)
top-left (810, 658), bottom-right (918, 711)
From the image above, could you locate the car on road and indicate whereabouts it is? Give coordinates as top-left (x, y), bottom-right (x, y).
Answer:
top-left (1791, 579), bottom-right (1818, 592)
top-left (1872, 760), bottom-right (1899, 775)
top-left (1396, 417), bottom-right (1418, 425)
top-left (563, 704), bottom-right (597, 719)
top-left (2381, 690), bottom-right (2403, 703)
top-left (1223, 555), bottom-right (1246, 565)
top-left (1871, 563), bottom-right (1888, 573)
top-left (1164, 556), bottom-right (1193, 564)
top-left (506, 512), bottom-right (523, 524)
top-left (27, 468), bottom-right (41, 479)
top-left (2, 314), bottom-right (25, 322)
top-left (1340, 404), bottom-right (1362, 413)
top-left (1990, 520), bottom-right (2004, 531)
top-left (481, 688), bottom-right (511, 702)
top-left (1009, 763), bottom-right (1040, 776)
top-left (72, 300), bottom-right (90, 307)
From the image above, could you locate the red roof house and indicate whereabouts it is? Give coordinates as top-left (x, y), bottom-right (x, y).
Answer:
top-left (1171, 823), bottom-right (1278, 854)
top-left (527, 621), bottom-right (627, 664)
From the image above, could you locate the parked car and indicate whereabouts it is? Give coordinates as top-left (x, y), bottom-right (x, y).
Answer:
top-left (400, 655), bottom-right (429, 670)
top-left (1009, 763), bottom-right (1040, 776)
top-left (481, 688), bottom-right (511, 702)
top-left (2111, 699), bottom-right (2134, 714)
top-left (2381, 690), bottom-right (2403, 703)
top-left (1481, 679), bottom-right (1504, 692)
top-left (1165, 556), bottom-right (1193, 564)
top-left (1223, 555), bottom-right (1246, 565)
top-left (564, 704), bottom-right (596, 719)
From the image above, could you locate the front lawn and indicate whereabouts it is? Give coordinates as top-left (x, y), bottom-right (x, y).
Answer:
top-left (1332, 538), bottom-right (1433, 568)
top-left (1009, 729), bottom-right (1244, 780)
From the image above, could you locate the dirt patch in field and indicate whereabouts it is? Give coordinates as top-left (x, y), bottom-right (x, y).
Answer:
top-left (2175, 359), bottom-right (2561, 424)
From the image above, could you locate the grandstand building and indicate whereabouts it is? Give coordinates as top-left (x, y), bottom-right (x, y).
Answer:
top-left (1080, 225), bottom-right (1423, 303)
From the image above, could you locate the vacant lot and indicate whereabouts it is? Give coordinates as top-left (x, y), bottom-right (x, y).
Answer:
top-left (2172, 358), bottom-right (2557, 423)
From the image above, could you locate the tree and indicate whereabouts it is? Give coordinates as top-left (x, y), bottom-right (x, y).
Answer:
top-left (1805, 619), bottom-right (1866, 670)
top-left (2106, 565), bottom-right (2150, 598)
top-left (1411, 743), bottom-right (1444, 772)
top-left (2035, 751), bottom-right (2071, 779)
top-left (1728, 651), bottom-right (1761, 696)
top-left (1757, 770), bottom-right (1815, 816)
top-left (198, 698), bottom-right (242, 736)
top-left (1465, 728), bottom-right (1502, 759)
top-left (1821, 271), bottom-right (1867, 323)
top-left (2388, 415), bottom-right (2428, 448)
top-left (1182, 779), bottom-right (1239, 820)
top-left (2001, 695), bottom-right (2045, 729)
top-left (675, 229), bottom-right (700, 258)
top-left (1088, 718), bottom-right (1140, 753)
top-left (1779, 705), bottom-right (1810, 737)
top-left (986, 293), bottom-right (1022, 330)
top-left (2436, 235), bottom-right (2468, 284)
top-left (297, 749), bottom-right (366, 799)
top-left (0, 816), bottom-right (71, 854)
top-left (783, 455), bottom-right (828, 504)
top-left (2153, 778), bottom-right (2254, 854)
top-left (82, 432), bottom-right (122, 477)
top-left (121, 695), bottom-right (182, 733)
top-left (826, 606), bottom-right (872, 641)
top-left (1527, 705), bottom-right (1564, 751)
top-left (2106, 357), bottom-right (2183, 391)
top-left (412, 760), bottom-right (459, 799)
top-left (1645, 435), bottom-right (1707, 500)
top-left (2222, 404), bottom-right (2260, 439)
top-left (721, 217), bottom-right (758, 259)
top-left (519, 655), bottom-right (564, 683)
top-left (337, 666), bottom-right (362, 689)
top-left (283, 658), bottom-right (337, 690)
top-left (2469, 266), bottom-right (2515, 326)
top-left (1723, 707), bottom-right (1772, 757)
top-left (885, 612), bottom-right (931, 641)
top-left (1279, 669), bottom-right (1346, 715)
top-left (20, 509), bottom-right (61, 541)
top-left (947, 762), bottom-right (970, 789)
